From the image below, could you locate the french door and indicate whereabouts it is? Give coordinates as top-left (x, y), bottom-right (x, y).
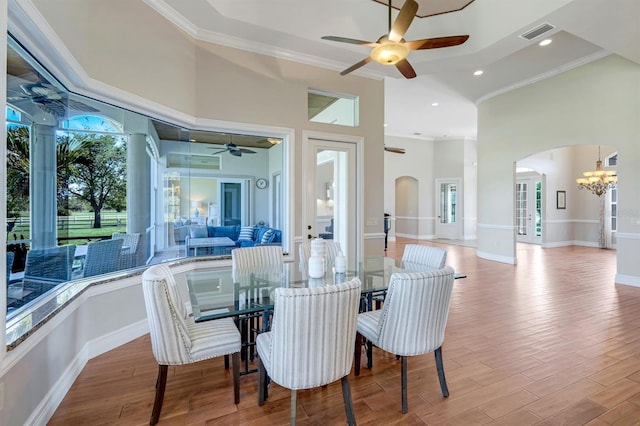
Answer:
top-left (435, 178), bottom-right (461, 240)
top-left (515, 178), bottom-right (541, 244)
top-left (303, 134), bottom-right (359, 261)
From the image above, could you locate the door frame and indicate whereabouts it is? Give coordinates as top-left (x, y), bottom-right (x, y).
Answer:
top-left (301, 131), bottom-right (363, 261)
top-left (435, 178), bottom-right (462, 240)
top-left (515, 174), bottom-right (542, 245)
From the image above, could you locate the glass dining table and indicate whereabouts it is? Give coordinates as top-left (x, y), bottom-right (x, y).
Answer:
top-left (180, 256), bottom-right (465, 374)
top-left (183, 256), bottom-right (464, 323)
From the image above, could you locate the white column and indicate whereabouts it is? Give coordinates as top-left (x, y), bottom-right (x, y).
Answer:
top-left (127, 133), bottom-right (150, 264)
top-left (31, 124), bottom-right (58, 249)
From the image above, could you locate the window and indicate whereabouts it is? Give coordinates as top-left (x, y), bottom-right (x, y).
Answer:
top-left (5, 34), bottom-right (290, 346)
top-left (308, 89), bottom-right (359, 127)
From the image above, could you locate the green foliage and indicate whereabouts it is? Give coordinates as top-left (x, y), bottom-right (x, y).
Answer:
top-left (6, 125), bottom-right (30, 217)
top-left (62, 133), bottom-right (127, 228)
top-left (6, 126), bottom-right (127, 228)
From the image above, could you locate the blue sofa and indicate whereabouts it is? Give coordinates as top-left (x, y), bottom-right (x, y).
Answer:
top-left (176, 224), bottom-right (281, 251)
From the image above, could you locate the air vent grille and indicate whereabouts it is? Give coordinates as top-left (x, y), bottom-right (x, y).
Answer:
top-left (519, 22), bottom-right (555, 41)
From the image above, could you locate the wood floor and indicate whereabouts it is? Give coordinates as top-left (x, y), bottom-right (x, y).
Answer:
top-left (49, 239), bottom-right (640, 425)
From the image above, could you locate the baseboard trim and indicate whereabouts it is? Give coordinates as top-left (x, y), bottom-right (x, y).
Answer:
top-left (477, 250), bottom-right (517, 265)
top-left (615, 274), bottom-right (640, 287)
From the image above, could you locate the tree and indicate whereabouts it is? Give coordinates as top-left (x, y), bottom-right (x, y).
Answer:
top-left (6, 125), bottom-right (30, 218)
top-left (64, 133), bottom-right (127, 228)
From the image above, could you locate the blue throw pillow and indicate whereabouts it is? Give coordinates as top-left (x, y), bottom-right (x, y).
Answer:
top-left (238, 226), bottom-right (255, 241)
top-left (260, 229), bottom-right (274, 244)
top-left (189, 226), bottom-right (207, 239)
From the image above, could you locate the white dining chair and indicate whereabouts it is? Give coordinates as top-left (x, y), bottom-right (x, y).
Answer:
top-left (354, 267), bottom-right (455, 414)
top-left (257, 277), bottom-right (362, 425)
top-left (401, 244), bottom-right (447, 268)
top-left (232, 245), bottom-right (283, 269)
top-left (142, 264), bottom-right (241, 425)
top-left (298, 240), bottom-right (342, 263)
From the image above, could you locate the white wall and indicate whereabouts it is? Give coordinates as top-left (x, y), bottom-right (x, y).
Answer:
top-left (384, 136), bottom-right (435, 240)
top-left (384, 136), bottom-right (477, 241)
top-left (477, 55), bottom-right (640, 282)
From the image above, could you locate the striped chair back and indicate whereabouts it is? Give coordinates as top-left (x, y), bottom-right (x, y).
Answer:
top-left (142, 264), bottom-right (193, 365)
top-left (376, 267), bottom-right (455, 356)
top-left (266, 278), bottom-right (361, 389)
top-left (298, 240), bottom-right (342, 263)
top-left (401, 244), bottom-right (447, 268)
top-left (232, 245), bottom-right (283, 269)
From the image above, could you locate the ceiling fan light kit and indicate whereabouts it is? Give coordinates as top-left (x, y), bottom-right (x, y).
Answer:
top-left (370, 39), bottom-right (409, 64)
top-left (322, 0), bottom-right (469, 79)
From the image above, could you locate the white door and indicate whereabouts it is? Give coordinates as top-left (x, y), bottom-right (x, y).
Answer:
top-left (303, 136), bottom-right (358, 261)
top-left (435, 178), bottom-right (461, 240)
top-left (515, 178), bottom-right (541, 244)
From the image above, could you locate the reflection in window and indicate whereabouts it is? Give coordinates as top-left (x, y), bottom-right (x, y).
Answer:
top-left (4, 34), bottom-right (288, 347)
top-left (308, 89), bottom-right (358, 127)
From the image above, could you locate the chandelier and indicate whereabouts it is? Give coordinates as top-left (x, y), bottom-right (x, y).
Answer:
top-left (576, 146), bottom-right (617, 196)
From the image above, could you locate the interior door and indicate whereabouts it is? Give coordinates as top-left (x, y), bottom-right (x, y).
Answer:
top-left (435, 178), bottom-right (461, 239)
top-left (515, 177), bottom-right (542, 244)
top-left (304, 138), bottom-right (357, 260)
top-left (219, 180), bottom-right (250, 226)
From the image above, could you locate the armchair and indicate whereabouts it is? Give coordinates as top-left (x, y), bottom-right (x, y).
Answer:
top-left (354, 267), bottom-right (455, 413)
top-left (257, 278), bottom-right (362, 425)
top-left (142, 264), bottom-right (241, 425)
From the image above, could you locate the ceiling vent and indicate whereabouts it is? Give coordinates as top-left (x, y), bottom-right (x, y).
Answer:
top-left (519, 22), bottom-right (555, 41)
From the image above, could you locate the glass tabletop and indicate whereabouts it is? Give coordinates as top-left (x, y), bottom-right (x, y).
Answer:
top-left (183, 257), bottom-right (465, 322)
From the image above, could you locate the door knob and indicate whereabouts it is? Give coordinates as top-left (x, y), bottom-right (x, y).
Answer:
top-left (307, 225), bottom-right (312, 230)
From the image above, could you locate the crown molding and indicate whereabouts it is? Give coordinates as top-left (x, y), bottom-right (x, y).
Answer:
top-left (144, 0), bottom-right (385, 81)
top-left (476, 49), bottom-right (611, 105)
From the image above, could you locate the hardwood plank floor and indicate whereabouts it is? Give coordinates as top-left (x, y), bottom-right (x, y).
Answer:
top-left (48, 239), bottom-right (640, 425)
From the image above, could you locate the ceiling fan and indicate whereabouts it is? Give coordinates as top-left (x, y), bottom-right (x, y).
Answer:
top-left (385, 146), bottom-right (406, 154)
top-left (208, 143), bottom-right (257, 157)
top-left (321, 0), bottom-right (469, 79)
top-left (8, 82), bottom-right (99, 117)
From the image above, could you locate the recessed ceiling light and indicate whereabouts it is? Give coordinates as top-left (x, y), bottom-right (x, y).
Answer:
top-left (539, 39), bottom-right (552, 46)
top-left (432, 102), bottom-right (439, 107)
top-left (473, 70), bottom-right (483, 76)
top-left (189, 138), bottom-right (196, 142)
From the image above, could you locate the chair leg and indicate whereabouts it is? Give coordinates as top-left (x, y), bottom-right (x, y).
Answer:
top-left (434, 346), bottom-right (449, 397)
top-left (232, 352), bottom-right (240, 404)
top-left (258, 355), bottom-right (268, 406)
top-left (400, 356), bottom-right (408, 414)
top-left (224, 354), bottom-right (229, 369)
top-left (366, 340), bottom-right (373, 369)
top-left (150, 364), bottom-right (168, 425)
top-left (290, 389), bottom-right (298, 425)
top-left (341, 376), bottom-right (357, 426)
top-left (354, 333), bottom-right (363, 376)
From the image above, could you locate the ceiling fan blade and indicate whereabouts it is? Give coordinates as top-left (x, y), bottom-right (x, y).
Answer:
top-left (209, 149), bottom-right (227, 155)
top-left (321, 36), bottom-right (378, 47)
top-left (239, 148), bottom-right (256, 154)
top-left (230, 150), bottom-right (243, 157)
top-left (385, 146), bottom-right (406, 154)
top-left (389, 0), bottom-right (418, 42)
top-left (405, 35), bottom-right (470, 50)
top-left (396, 59), bottom-right (416, 79)
top-left (340, 57), bottom-right (372, 76)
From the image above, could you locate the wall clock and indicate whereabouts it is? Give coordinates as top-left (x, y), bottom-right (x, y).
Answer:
top-left (256, 178), bottom-right (268, 189)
